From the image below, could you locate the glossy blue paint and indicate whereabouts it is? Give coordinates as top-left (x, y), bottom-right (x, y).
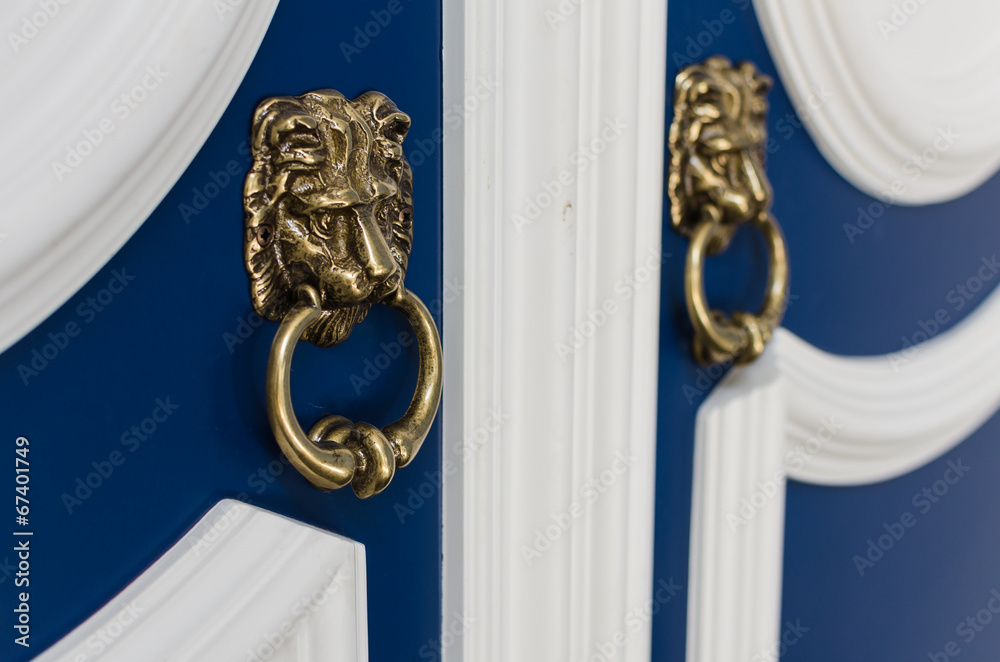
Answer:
top-left (0, 1), bottom-right (442, 660)
top-left (655, 2), bottom-right (1000, 661)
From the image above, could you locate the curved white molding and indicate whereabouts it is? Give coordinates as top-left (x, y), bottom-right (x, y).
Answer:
top-left (442, 0), bottom-right (666, 660)
top-left (35, 500), bottom-right (367, 661)
top-left (753, 0), bottom-right (1000, 204)
top-left (0, 0), bottom-right (279, 353)
top-left (688, 276), bottom-right (1000, 660)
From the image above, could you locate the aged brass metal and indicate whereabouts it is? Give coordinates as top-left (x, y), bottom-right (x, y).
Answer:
top-left (244, 89), bottom-right (442, 498)
top-left (668, 56), bottom-right (790, 365)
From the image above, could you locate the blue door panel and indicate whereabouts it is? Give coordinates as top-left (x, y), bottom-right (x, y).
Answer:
top-left (0, 1), bottom-right (442, 660)
top-left (655, 2), bottom-right (1000, 660)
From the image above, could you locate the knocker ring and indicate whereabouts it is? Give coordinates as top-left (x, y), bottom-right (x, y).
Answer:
top-left (243, 88), bottom-right (442, 498)
top-left (685, 211), bottom-right (788, 365)
top-left (266, 284), bottom-right (442, 498)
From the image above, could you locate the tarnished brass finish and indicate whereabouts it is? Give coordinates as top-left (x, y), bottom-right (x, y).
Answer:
top-left (244, 89), bottom-right (414, 347)
top-left (245, 89), bottom-right (441, 498)
top-left (266, 284), bottom-right (442, 498)
top-left (669, 56), bottom-right (790, 365)
top-left (686, 212), bottom-right (788, 365)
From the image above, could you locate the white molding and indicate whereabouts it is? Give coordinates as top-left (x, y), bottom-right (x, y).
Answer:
top-left (0, 0), bottom-right (279, 353)
top-left (442, 0), bottom-right (666, 660)
top-left (688, 352), bottom-right (787, 662)
top-left (687, 280), bottom-right (1000, 660)
top-left (753, 0), bottom-right (1000, 205)
top-left (35, 500), bottom-right (367, 661)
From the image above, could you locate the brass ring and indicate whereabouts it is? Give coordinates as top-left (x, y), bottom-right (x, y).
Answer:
top-left (686, 212), bottom-right (789, 366)
top-left (265, 285), bottom-right (443, 498)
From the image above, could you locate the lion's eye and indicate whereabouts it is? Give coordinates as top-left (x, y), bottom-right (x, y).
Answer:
top-left (311, 211), bottom-right (348, 239)
top-left (387, 158), bottom-right (403, 182)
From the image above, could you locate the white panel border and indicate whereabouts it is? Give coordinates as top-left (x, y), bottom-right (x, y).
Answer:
top-left (688, 281), bottom-right (1000, 661)
top-left (752, 0), bottom-right (1000, 205)
top-left (0, 0), bottom-right (279, 353)
top-left (442, 0), bottom-right (667, 660)
top-left (34, 500), bottom-right (368, 662)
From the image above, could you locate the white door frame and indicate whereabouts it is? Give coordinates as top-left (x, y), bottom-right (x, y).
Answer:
top-left (687, 295), bottom-right (1000, 662)
top-left (441, 0), bottom-right (668, 660)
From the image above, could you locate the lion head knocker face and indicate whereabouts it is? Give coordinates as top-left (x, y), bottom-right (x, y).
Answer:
top-left (243, 89), bottom-right (414, 346)
top-left (669, 57), bottom-right (773, 248)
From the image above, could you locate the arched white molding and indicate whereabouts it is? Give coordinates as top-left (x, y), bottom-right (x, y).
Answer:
top-left (753, 0), bottom-right (1000, 205)
top-left (687, 280), bottom-right (1000, 660)
top-left (441, 0), bottom-right (667, 659)
top-left (0, 0), bottom-right (279, 353)
top-left (35, 500), bottom-right (367, 661)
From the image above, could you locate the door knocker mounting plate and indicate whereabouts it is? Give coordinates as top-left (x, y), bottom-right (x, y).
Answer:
top-left (243, 89), bottom-right (442, 498)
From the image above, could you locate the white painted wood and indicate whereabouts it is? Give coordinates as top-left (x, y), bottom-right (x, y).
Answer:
top-left (688, 280), bottom-right (1000, 660)
top-left (0, 0), bottom-right (279, 353)
top-left (34, 500), bottom-right (367, 661)
top-left (441, 0), bottom-right (667, 660)
top-left (688, 352), bottom-right (786, 662)
top-left (753, 0), bottom-right (1000, 204)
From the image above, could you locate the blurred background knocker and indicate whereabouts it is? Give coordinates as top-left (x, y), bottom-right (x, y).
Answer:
top-left (668, 56), bottom-right (790, 366)
top-left (243, 88), bottom-right (442, 498)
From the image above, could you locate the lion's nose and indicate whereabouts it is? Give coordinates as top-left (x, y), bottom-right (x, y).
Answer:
top-left (357, 213), bottom-right (398, 283)
top-left (739, 151), bottom-right (771, 209)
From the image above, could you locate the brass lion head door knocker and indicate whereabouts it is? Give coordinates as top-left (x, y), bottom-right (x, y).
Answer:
top-left (669, 56), bottom-right (790, 366)
top-left (243, 89), bottom-right (441, 498)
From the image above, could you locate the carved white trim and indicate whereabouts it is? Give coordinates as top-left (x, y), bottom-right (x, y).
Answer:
top-left (35, 500), bottom-right (367, 662)
top-left (688, 280), bottom-right (1000, 660)
top-left (441, 0), bottom-right (667, 660)
top-left (0, 0), bottom-right (279, 353)
top-left (753, 0), bottom-right (1000, 204)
